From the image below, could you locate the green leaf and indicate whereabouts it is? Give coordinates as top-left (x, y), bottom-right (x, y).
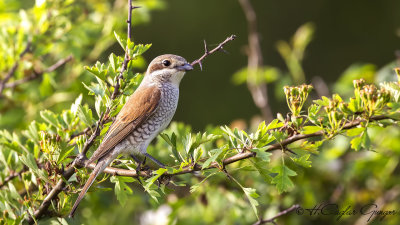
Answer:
top-left (20, 153), bottom-right (49, 182)
top-left (361, 130), bottom-right (371, 149)
top-left (271, 165), bottom-right (297, 193)
top-left (243, 187), bottom-right (260, 217)
top-left (57, 147), bottom-right (75, 164)
top-left (110, 176), bottom-right (135, 205)
top-left (144, 168), bottom-right (167, 191)
top-left (202, 148), bottom-right (223, 169)
top-left (350, 136), bottom-right (362, 151)
top-left (190, 172), bottom-right (217, 193)
top-left (114, 31), bottom-right (126, 50)
top-left (109, 53), bottom-right (118, 72)
top-left (160, 132), bottom-right (183, 162)
top-left (251, 148), bottom-right (272, 162)
top-left (266, 119), bottom-right (284, 130)
top-left (301, 126), bottom-right (323, 134)
top-left (77, 105), bottom-right (94, 127)
top-left (131, 44), bottom-right (152, 58)
top-left (40, 110), bottom-right (59, 128)
top-left (346, 127), bottom-right (365, 136)
top-left (291, 154), bottom-right (312, 168)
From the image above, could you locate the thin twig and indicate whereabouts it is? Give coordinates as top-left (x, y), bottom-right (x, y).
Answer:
top-left (111, 0), bottom-right (139, 100)
top-left (253, 204), bottom-right (300, 225)
top-left (238, 0), bottom-right (273, 121)
top-left (190, 34), bottom-right (236, 70)
top-left (0, 166), bottom-right (28, 189)
top-left (5, 55), bottom-right (73, 89)
top-left (0, 41), bottom-right (31, 96)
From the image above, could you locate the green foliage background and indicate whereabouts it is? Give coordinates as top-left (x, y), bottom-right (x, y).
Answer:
top-left (1, 0), bottom-right (400, 225)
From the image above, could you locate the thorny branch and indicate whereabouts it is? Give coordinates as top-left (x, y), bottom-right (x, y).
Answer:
top-left (190, 34), bottom-right (236, 70)
top-left (0, 41), bottom-right (32, 96)
top-left (252, 204), bottom-right (300, 225)
top-left (111, 0), bottom-right (140, 100)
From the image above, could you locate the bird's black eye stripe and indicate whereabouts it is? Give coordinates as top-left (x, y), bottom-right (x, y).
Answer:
top-left (162, 59), bottom-right (171, 67)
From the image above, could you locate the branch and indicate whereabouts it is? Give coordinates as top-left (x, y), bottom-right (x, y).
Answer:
top-left (110, 0), bottom-right (139, 99)
top-left (238, 0), bottom-right (273, 121)
top-left (253, 204), bottom-right (300, 225)
top-left (0, 166), bottom-right (28, 189)
top-left (72, 114), bottom-right (390, 179)
top-left (5, 55), bottom-right (73, 89)
top-left (0, 41), bottom-right (31, 96)
top-left (190, 34), bottom-right (236, 70)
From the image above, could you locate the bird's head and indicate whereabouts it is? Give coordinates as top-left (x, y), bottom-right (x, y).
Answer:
top-left (145, 54), bottom-right (193, 86)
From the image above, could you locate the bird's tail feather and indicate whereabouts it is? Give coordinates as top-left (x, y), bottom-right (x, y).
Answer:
top-left (68, 157), bottom-right (110, 218)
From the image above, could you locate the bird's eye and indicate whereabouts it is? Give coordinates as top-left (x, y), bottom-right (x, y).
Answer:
top-left (162, 60), bottom-right (171, 67)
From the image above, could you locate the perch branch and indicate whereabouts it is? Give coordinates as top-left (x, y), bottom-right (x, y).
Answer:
top-left (77, 114), bottom-right (390, 178)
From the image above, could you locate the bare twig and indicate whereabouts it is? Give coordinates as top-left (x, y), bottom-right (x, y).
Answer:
top-left (190, 34), bottom-right (236, 70)
top-left (253, 204), bottom-right (300, 225)
top-left (238, 0), bottom-right (273, 122)
top-left (0, 41), bottom-right (31, 96)
top-left (5, 55), bottom-right (73, 89)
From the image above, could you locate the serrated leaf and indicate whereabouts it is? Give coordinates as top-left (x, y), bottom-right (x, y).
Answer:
top-left (144, 168), bottom-right (167, 191)
top-left (266, 119), bottom-right (284, 130)
top-left (131, 44), bottom-right (152, 58)
top-left (271, 165), bottom-right (297, 193)
top-left (202, 148), bottom-right (223, 169)
top-left (40, 110), bottom-right (59, 128)
top-left (77, 105), bottom-right (94, 127)
top-left (109, 53), bottom-right (118, 72)
top-left (350, 136), bottom-right (362, 151)
top-left (56, 147), bottom-right (75, 164)
top-left (110, 176), bottom-right (134, 205)
top-left (190, 172), bottom-right (217, 193)
top-left (301, 126), bottom-right (323, 134)
top-left (20, 153), bottom-right (49, 182)
top-left (346, 127), bottom-right (365, 136)
top-left (243, 187), bottom-right (260, 217)
top-left (114, 31), bottom-right (126, 50)
top-left (251, 148), bottom-right (272, 162)
top-left (291, 154), bottom-right (312, 167)
top-left (160, 132), bottom-right (182, 162)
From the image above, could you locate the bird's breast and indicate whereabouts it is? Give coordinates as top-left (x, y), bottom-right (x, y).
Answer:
top-left (127, 84), bottom-right (179, 147)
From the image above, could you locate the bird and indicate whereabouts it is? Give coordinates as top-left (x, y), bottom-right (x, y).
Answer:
top-left (69, 54), bottom-right (193, 217)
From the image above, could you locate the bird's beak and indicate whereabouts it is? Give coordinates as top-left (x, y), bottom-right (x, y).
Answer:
top-left (177, 63), bottom-right (193, 71)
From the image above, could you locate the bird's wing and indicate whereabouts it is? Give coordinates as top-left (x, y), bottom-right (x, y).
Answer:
top-left (86, 85), bottom-right (161, 164)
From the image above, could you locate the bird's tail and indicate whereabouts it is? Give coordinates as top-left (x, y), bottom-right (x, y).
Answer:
top-left (68, 157), bottom-right (111, 218)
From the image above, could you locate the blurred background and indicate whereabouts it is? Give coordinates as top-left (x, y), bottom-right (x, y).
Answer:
top-left (1, 0), bottom-right (400, 224)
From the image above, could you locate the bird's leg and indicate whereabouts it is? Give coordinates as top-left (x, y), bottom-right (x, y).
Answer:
top-left (130, 154), bottom-right (146, 185)
top-left (144, 153), bottom-right (165, 168)
top-left (142, 153), bottom-right (171, 187)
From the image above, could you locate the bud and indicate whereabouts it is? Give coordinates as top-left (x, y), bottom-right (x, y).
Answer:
top-left (353, 78), bottom-right (366, 89)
